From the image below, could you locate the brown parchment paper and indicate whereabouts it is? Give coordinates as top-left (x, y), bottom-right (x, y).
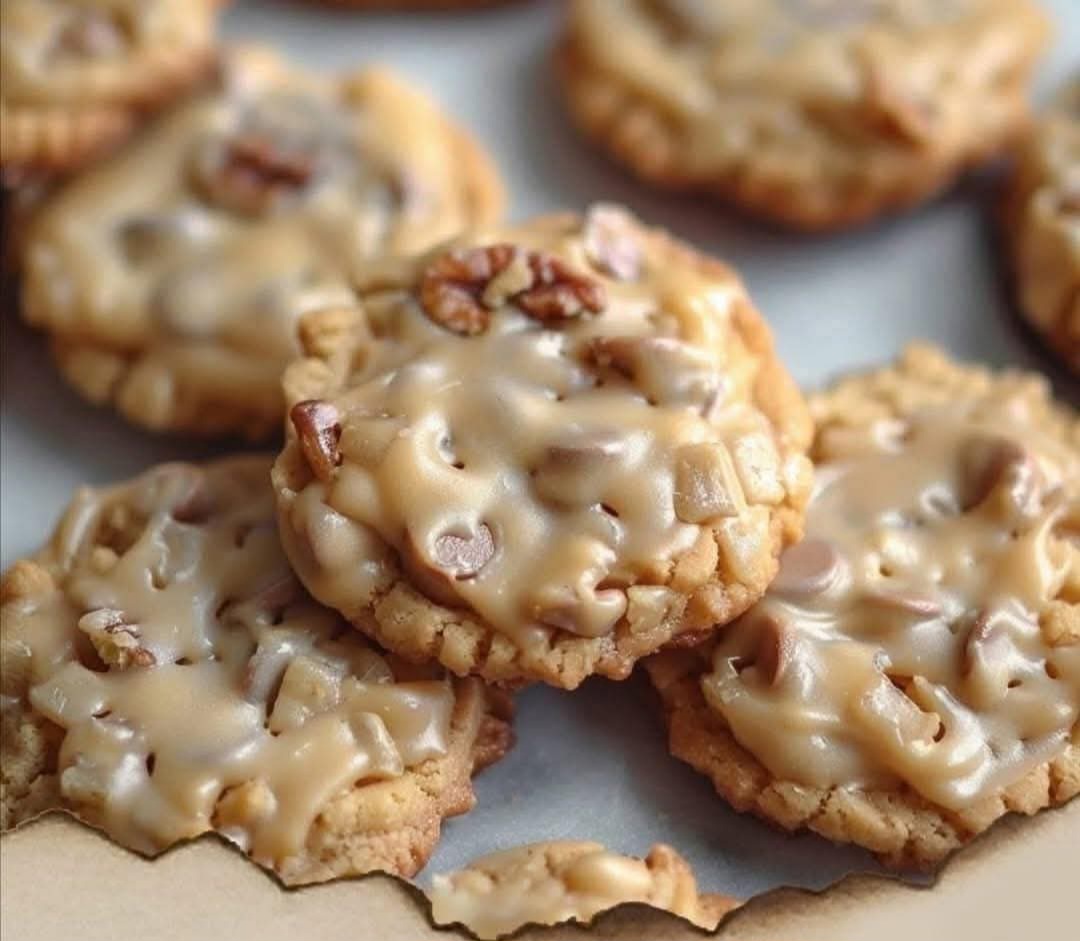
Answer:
top-left (2, 799), bottom-right (1075, 941)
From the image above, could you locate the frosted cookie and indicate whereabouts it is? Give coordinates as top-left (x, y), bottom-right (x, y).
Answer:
top-left (557, 0), bottom-right (1049, 230)
top-left (273, 207), bottom-right (813, 688)
top-left (1003, 79), bottom-right (1079, 373)
top-left (1, 0), bottom-right (222, 182)
top-left (0, 457), bottom-right (513, 885)
top-left (428, 841), bottom-right (739, 938)
top-left (20, 50), bottom-right (503, 438)
top-left (647, 345), bottom-right (1080, 868)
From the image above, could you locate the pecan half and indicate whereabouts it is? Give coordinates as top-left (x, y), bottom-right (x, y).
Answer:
top-left (290, 400), bottom-right (342, 483)
top-left (419, 244), bottom-right (606, 335)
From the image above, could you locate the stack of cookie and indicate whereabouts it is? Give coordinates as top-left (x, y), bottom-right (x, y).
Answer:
top-left (1, 2), bottom-right (1078, 940)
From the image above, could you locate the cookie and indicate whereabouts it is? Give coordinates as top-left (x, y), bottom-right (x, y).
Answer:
top-left (557, 0), bottom-right (1049, 230)
top-left (273, 206), bottom-right (813, 689)
top-left (19, 49), bottom-right (503, 439)
top-left (646, 344), bottom-right (1080, 868)
top-left (428, 841), bottom-right (739, 938)
top-left (1, 0), bottom-right (223, 183)
top-left (1003, 79), bottom-right (1079, 373)
top-left (0, 457), bottom-right (514, 885)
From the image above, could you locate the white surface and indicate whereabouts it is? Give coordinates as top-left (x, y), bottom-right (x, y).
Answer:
top-left (1, 0), bottom-right (1077, 902)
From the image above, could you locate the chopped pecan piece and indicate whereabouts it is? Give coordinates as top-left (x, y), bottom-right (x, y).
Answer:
top-left (419, 244), bottom-right (605, 335)
top-left (197, 132), bottom-right (316, 215)
top-left (533, 584), bottom-right (628, 638)
top-left (77, 608), bottom-right (156, 669)
top-left (290, 400), bottom-right (342, 483)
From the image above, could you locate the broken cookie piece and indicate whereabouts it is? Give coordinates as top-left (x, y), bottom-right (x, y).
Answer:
top-left (428, 840), bottom-right (738, 938)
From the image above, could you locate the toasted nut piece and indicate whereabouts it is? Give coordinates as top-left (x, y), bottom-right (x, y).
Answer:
top-left (268, 654), bottom-right (346, 733)
top-left (419, 244), bottom-right (605, 335)
top-left (582, 204), bottom-right (643, 281)
top-left (419, 244), bottom-right (514, 335)
top-left (196, 132), bottom-right (316, 215)
top-left (772, 538), bottom-right (845, 598)
top-left (215, 780), bottom-right (278, 833)
top-left (290, 400), bottom-right (341, 483)
top-left (338, 413), bottom-right (405, 467)
top-left (674, 442), bottom-right (743, 523)
top-left (514, 251), bottom-right (606, 322)
top-left (730, 432), bottom-right (786, 505)
top-left (77, 609), bottom-right (155, 669)
top-left (532, 585), bottom-right (628, 638)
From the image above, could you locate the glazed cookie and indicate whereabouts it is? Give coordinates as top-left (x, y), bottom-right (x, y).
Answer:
top-left (20, 50), bottom-right (503, 438)
top-left (1, 0), bottom-right (223, 182)
top-left (273, 207), bottom-right (813, 688)
top-left (428, 841), bottom-right (739, 938)
top-left (1003, 79), bottom-right (1079, 373)
top-left (646, 345), bottom-right (1080, 868)
top-left (0, 457), bottom-right (513, 885)
top-left (558, 0), bottom-right (1049, 230)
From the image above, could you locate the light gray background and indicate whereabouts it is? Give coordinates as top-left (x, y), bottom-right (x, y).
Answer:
top-left (1, 0), bottom-right (1077, 901)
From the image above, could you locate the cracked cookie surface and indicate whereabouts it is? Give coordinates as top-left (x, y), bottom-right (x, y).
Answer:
top-left (273, 207), bottom-right (812, 688)
top-left (19, 49), bottom-right (503, 438)
top-left (647, 344), bottom-right (1080, 868)
top-left (1, 0), bottom-right (223, 181)
top-left (558, 0), bottom-right (1049, 230)
top-left (1003, 79), bottom-right (1080, 373)
top-left (428, 840), bottom-right (739, 938)
top-left (0, 456), bottom-right (513, 885)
